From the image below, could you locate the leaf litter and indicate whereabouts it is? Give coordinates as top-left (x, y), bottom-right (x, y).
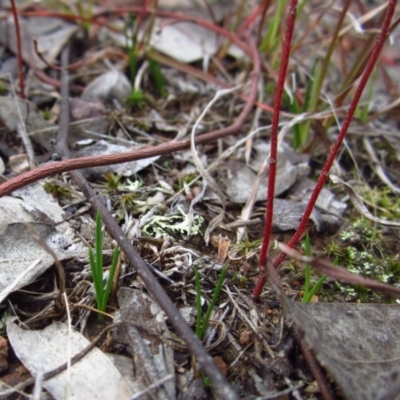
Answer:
top-left (0, 1), bottom-right (399, 399)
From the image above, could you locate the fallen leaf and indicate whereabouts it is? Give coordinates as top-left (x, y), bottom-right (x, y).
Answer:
top-left (7, 321), bottom-right (134, 400)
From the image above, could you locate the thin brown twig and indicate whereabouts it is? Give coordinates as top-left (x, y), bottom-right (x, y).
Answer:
top-left (33, 38), bottom-right (85, 71)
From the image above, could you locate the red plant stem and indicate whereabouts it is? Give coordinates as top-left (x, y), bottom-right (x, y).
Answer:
top-left (238, 2), bottom-right (263, 35)
top-left (252, 0), bottom-right (397, 300)
top-left (255, 0), bottom-right (298, 295)
top-left (10, 0), bottom-right (25, 99)
top-left (255, 0), bottom-right (272, 47)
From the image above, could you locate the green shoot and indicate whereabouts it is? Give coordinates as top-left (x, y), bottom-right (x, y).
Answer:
top-left (302, 234), bottom-right (327, 303)
top-left (125, 13), bottom-right (138, 84)
top-left (43, 181), bottom-right (72, 199)
top-left (126, 89), bottom-right (145, 110)
top-left (195, 267), bottom-right (227, 340)
top-left (76, 0), bottom-right (93, 35)
top-left (88, 211), bottom-right (120, 322)
top-left (290, 58), bottom-right (322, 149)
top-left (149, 58), bottom-right (167, 96)
top-left (260, 0), bottom-right (287, 54)
top-left (354, 68), bottom-right (376, 124)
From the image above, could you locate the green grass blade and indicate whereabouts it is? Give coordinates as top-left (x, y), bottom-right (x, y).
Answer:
top-left (88, 246), bottom-right (102, 311)
top-left (149, 58), bottom-right (166, 96)
top-left (307, 275), bottom-right (327, 301)
top-left (199, 267), bottom-right (227, 340)
top-left (101, 246), bottom-right (120, 312)
top-left (302, 234), bottom-right (311, 303)
top-left (95, 210), bottom-right (103, 287)
top-left (195, 269), bottom-right (203, 339)
top-left (260, 0), bottom-right (287, 53)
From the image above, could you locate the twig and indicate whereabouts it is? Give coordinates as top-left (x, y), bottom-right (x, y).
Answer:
top-left (10, 0), bottom-right (25, 99)
top-left (16, 123), bottom-right (36, 169)
top-left (127, 374), bottom-right (174, 400)
top-left (254, 0), bottom-right (298, 299)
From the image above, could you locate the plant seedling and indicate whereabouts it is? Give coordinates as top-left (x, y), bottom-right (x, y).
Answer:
top-left (88, 210), bottom-right (120, 322)
top-left (149, 57), bottom-right (167, 96)
top-left (302, 234), bottom-right (327, 303)
top-left (195, 267), bottom-right (227, 341)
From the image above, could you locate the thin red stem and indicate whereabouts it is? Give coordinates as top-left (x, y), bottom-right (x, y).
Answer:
top-left (252, 0), bottom-right (397, 300)
top-left (10, 0), bottom-right (25, 99)
top-left (254, 0), bottom-right (298, 297)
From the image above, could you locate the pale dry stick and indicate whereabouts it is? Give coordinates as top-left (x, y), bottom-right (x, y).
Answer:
top-left (260, 383), bottom-right (305, 400)
top-left (229, 342), bottom-right (252, 369)
top-left (64, 291), bottom-right (72, 399)
top-left (330, 174), bottom-right (400, 227)
top-left (362, 137), bottom-right (400, 194)
top-left (190, 84), bottom-right (244, 243)
top-left (127, 375), bottom-right (174, 400)
top-left (31, 370), bottom-right (44, 400)
top-left (7, 75), bottom-right (36, 168)
top-left (134, 59), bottom-right (149, 91)
top-left (337, 2), bottom-right (390, 37)
top-left (323, 93), bottom-right (358, 178)
top-left (16, 123), bottom-right (36, 169)
top-left (245, 74), bottom-right (265, 164)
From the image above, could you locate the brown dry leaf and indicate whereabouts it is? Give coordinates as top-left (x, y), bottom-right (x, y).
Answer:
top-left (287, 302), bottom-right (400, 400)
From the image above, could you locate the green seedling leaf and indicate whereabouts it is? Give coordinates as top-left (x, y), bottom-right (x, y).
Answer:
top-left (195, 269), bottom-right (203, 339)
top-left (302, 234), bottom-right (327, 303)
top-left (88, 246), bottom-right (102, 313)
top-left (88, 211), bottom-right (120, 322)
top-left (302, 234), bottom-right (312, 303)
top-left (199, 267), bottom-right (227, 340)
top-left (196, 267), bottom-right (227, 341)
top-left (101, 246), bottom-right (120, 312)
top-left (149, 58), bottom-right (166, 96)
